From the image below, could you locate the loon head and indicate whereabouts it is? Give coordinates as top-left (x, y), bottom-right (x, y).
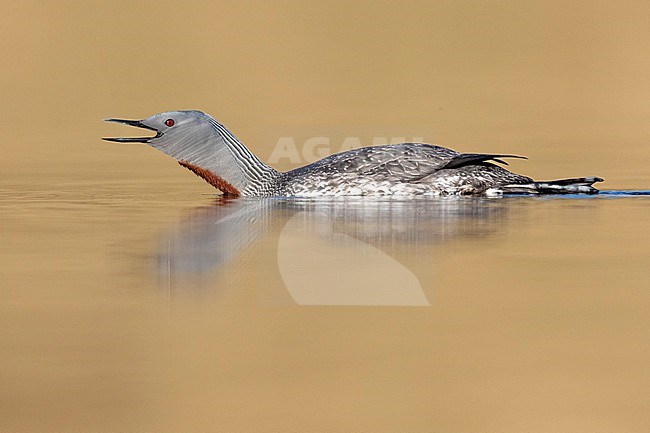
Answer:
top-left (102, 110), bottom-right (210, 145)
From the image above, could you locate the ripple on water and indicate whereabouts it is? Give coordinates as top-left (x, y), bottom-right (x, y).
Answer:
top-left (599, 190), bottom-right (650, 196)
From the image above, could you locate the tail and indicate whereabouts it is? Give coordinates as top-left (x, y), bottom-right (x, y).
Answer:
top-left (499, 176), bottom-right (604, 195)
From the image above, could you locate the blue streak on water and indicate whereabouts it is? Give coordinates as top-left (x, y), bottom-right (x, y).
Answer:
top-left (599, 190), bottom-right (650, 197)
top-left (504, 190), bottom-right (650, 200)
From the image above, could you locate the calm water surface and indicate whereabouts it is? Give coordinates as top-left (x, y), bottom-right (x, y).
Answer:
top-left (3, 1), bottom-right (650, 431)
top-left (1, 170), bottom-right (649, 433)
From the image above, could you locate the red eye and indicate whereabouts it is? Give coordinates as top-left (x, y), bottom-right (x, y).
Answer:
top-left (164, 119), bottom-right (175, 127)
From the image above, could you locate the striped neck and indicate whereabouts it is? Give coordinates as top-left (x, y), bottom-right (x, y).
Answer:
top-left (205, 117), bottom-right (278, 195)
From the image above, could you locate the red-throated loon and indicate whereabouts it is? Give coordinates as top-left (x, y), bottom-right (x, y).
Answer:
top-left (103, 110), bottom-right (603, 197)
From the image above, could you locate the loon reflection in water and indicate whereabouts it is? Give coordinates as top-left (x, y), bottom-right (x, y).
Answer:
top-left (103, 110), bottom-right (604, 197)
top-left (155, 198), bottom-right (512, 305)
top-left (159, 198), bottom-right (509, 271)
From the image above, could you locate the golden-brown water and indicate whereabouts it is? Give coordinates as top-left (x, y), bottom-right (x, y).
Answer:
top-left (2, 1), bottom-right (649, 432)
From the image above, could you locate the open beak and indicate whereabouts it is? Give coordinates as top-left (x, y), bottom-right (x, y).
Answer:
top-left (102, 118), bottom-right (163, 143)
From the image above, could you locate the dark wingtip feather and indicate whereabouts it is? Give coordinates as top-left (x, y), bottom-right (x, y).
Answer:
top-left (444, 153), bottom-right (528, 170)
